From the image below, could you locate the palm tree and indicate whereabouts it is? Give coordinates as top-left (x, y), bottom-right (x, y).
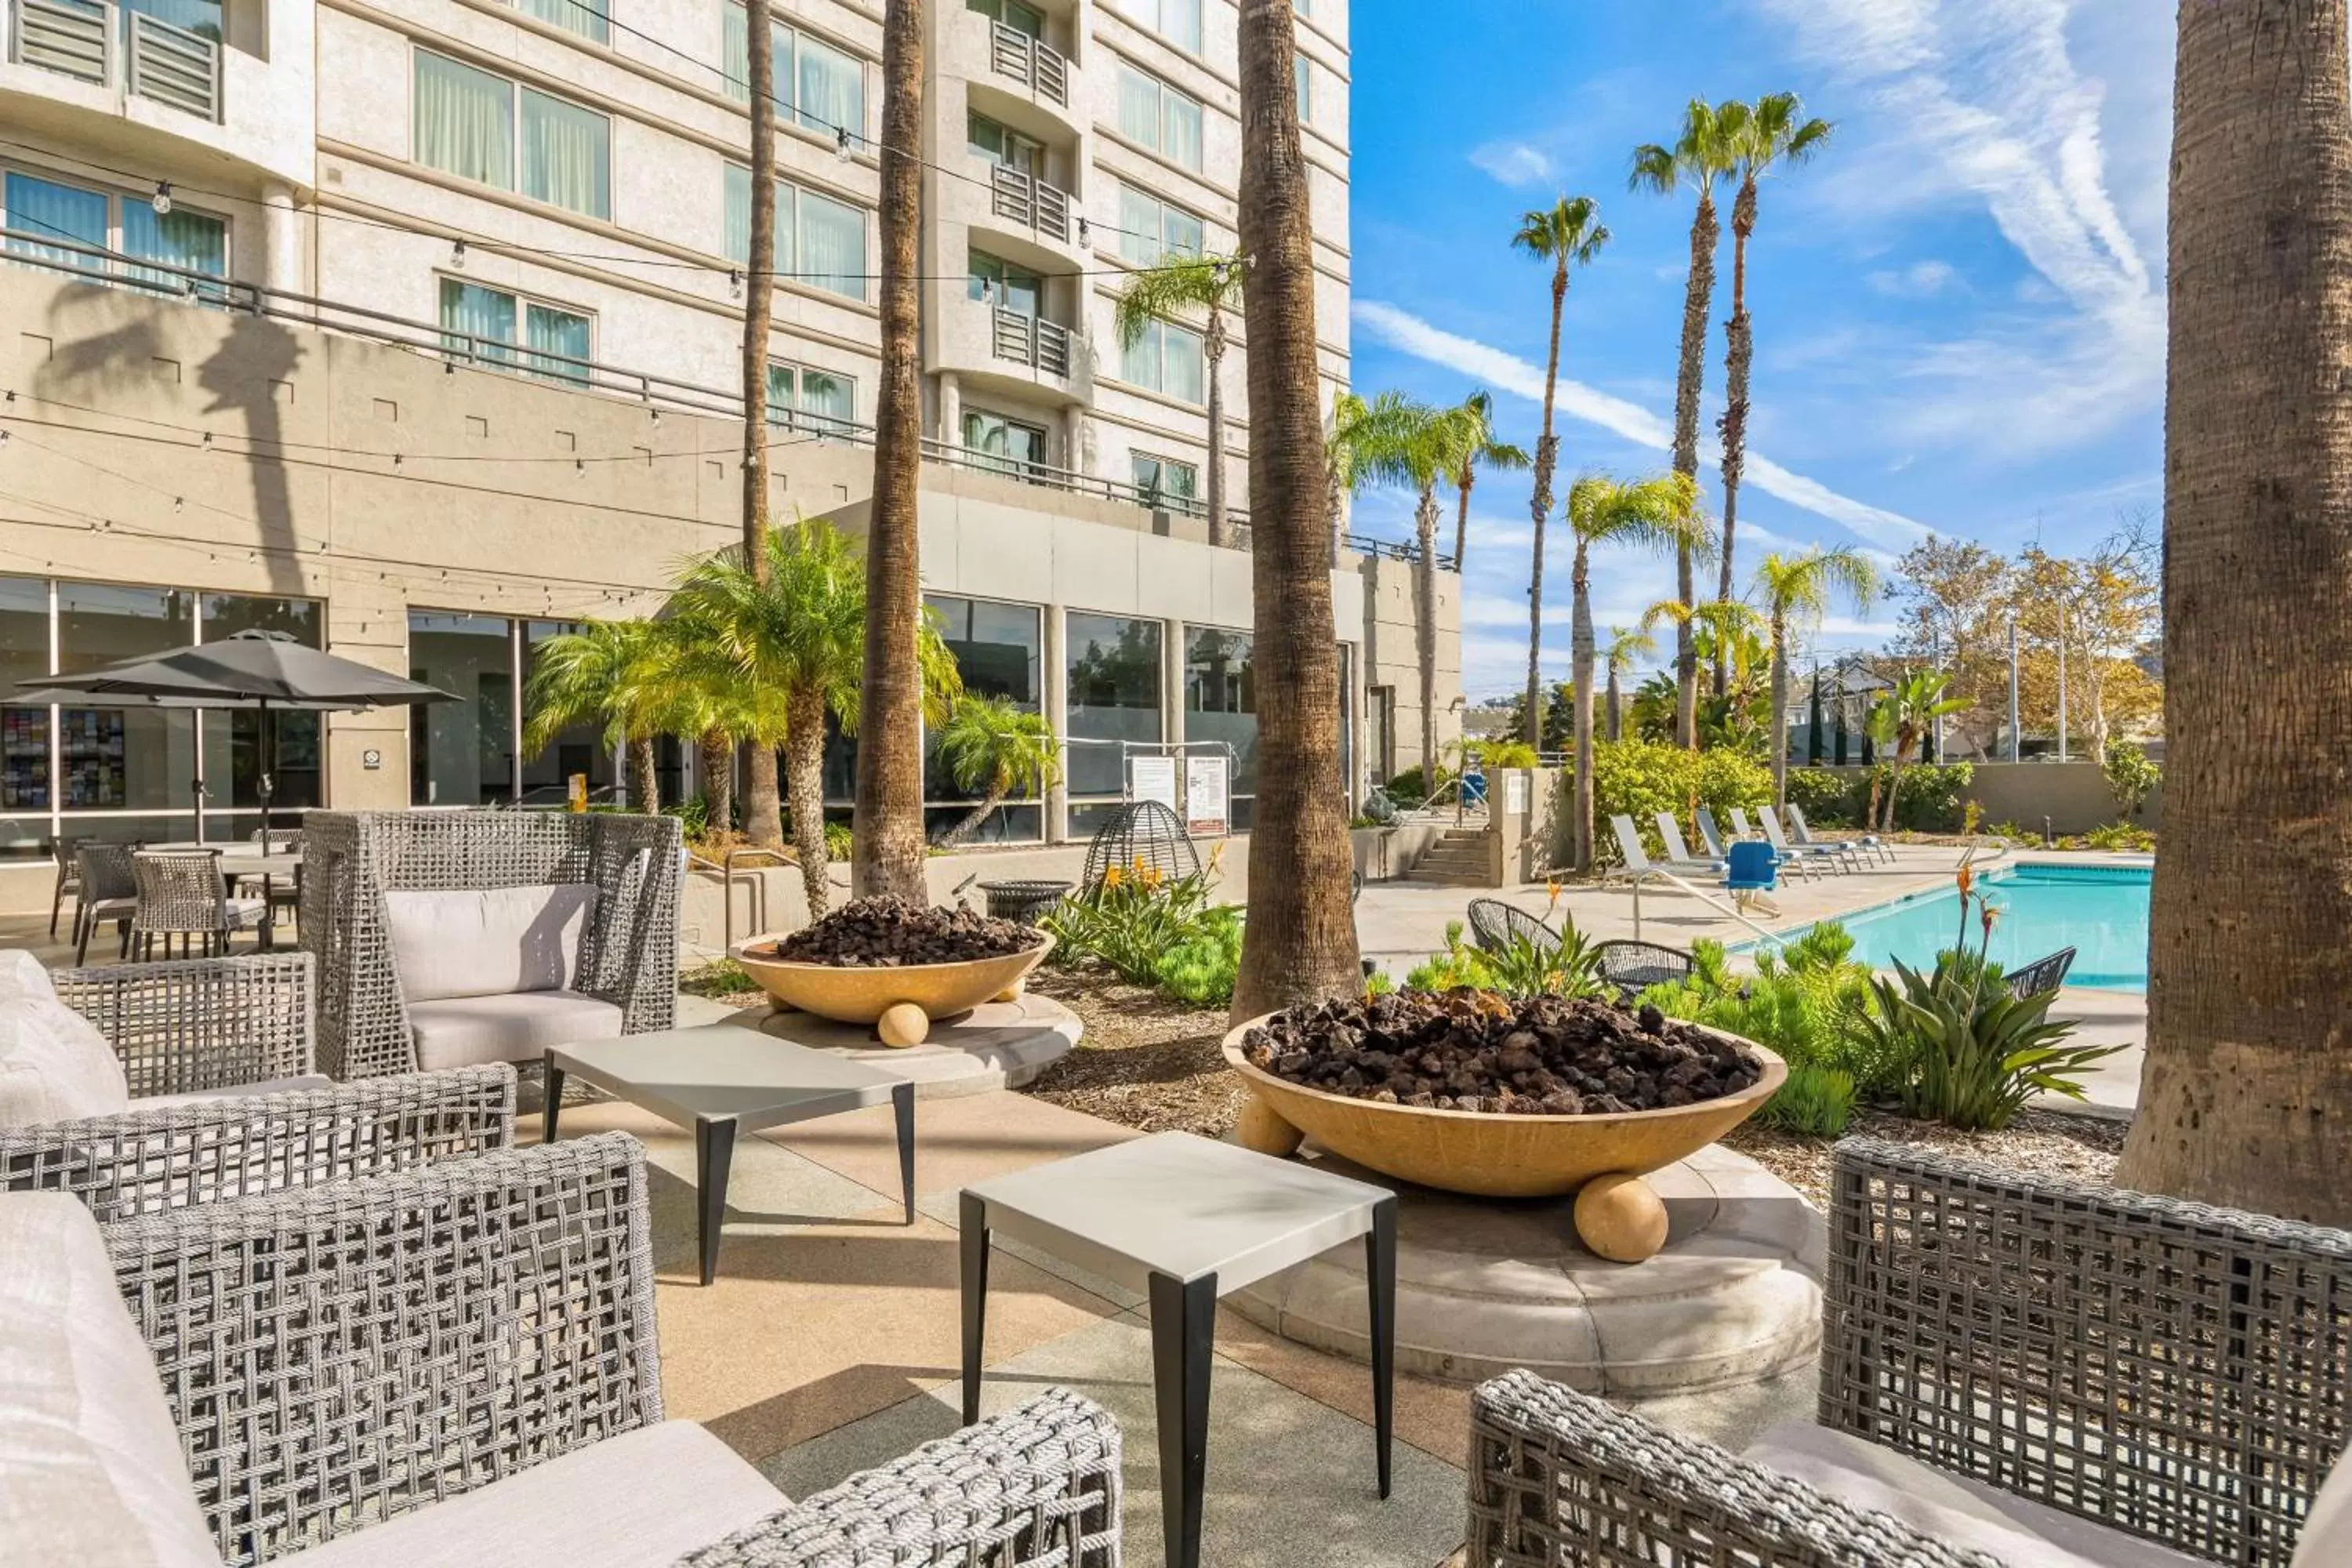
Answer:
top-left (1564, 472), bottom-right (1706, 869)
top-left (637, 600), bottom-right (792, 837)
top-left (1859, 695), bottom-right (1898, 829)
top-left (1714, 93), bottom-right (1832, 696)
top-left (1874, 670), bottom-right (1965, 832)
top-left (1753, 546), bottom-right (1879, 802)
top-left (736, 0), bottom-right (783, 848)
top-left (1348, 395), bottom-right (1477, 786)
top-left (1449, 390), bottom-right (1530, 575)
top-left (1114, 255), bottom-right (1244, 547)
top-left (1230, 0), bottom-right (1359, 1017)
top-left (1632, 98), bottom-right (1738, 747)
top-left (931, 695), bottom-right (1061, 847)
top-left (522, 619), bottom-right (676, 814)
top-left (1512, 197), bottom-right (1611, 755)
top-left (1602, 624), bottom-right (1656, 742)
top-left (853, 0), bottom-right (929, 902)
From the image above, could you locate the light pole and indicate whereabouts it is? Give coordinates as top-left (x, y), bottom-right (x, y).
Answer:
top-left (1929, 624), bottom-right (1944, 760)
top-left (2056, 603), bottom-right (2069, 763)
top-left (2007, 613), bottom-right (2021, 762)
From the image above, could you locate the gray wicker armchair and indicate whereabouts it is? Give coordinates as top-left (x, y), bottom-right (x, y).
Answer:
top-left (301, 810), bottom-right (681, 1080)
top-left (1464, 1138), bottom-right (2352, 1566)
top-left (88, 1134), bottom-right (1123, 1567)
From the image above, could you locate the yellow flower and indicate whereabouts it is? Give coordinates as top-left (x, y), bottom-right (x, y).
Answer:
top-left (1132, 854), bottom-right (1148, 873)
top-left (1207, 842), bottom-right (1227, 873)
top-left (1143, 866), bottom-right (1164, 889)
top-left (1545, 878), bottom-right (1563, 913)
top-left (1103, 864), bottom-right (1124, 889)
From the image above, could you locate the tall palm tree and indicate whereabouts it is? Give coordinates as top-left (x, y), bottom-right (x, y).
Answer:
top-left (522, 619), bottom-right (677, 815)
top-left (1511, 198), bottom-right (1611, 750)
top-left (1449, 390), bottom-right (1530, 575)
top-left (1602, 624), bottom-right (1656, 742)
top-left (931, 695), bottom-right (1062, 847)
top-left (1323, 388), bottom-right (1417, 561)
top-left (1564, 473), bottom-right (1706, 869)
top-left (1873, 670), bottom-right (1965, 832)
top-left (1348, 396), bottom-right (1477, 785)
top-left (1752, 547), bottom-right (1880, 802)
top-left (1632, 98), bottom-right (1738, 747)
top-left (1114, 254), bottom-right (1244, 547)
top-left (1714, 93), bottom-right (1831, 697)
top-left (853, 0), bottom-right (928, 902)
top-left (1230, 0), bottom-right (1359, 1017)
top-left (737, 0), bottom-right (783, 847)
top-left (2118, 0), bottom-right (2352, 1220)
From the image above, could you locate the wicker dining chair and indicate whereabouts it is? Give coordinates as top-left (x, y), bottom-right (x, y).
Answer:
top-left (1591, 938), bottom-right (1695, 1000)
top-left (129, 849), bottom-right (266, 960)
top-left (1467, 898), bottom-right (1563, 958)
top-left (48, 833), bottom-right (82, 938)
top-left (71, 842), bottom-right (140, 965)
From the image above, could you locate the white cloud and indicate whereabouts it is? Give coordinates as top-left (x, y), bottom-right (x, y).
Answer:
top-left (1353, 300), bottom-right (1930, 552)
top-left (1867, 260), bottom-right (1958, 296)
top-left (1468, 140), bottom-right (1556, 188)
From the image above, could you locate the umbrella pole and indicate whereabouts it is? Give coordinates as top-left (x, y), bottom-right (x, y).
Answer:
top-left (258, 697), bottom-right (274, 854)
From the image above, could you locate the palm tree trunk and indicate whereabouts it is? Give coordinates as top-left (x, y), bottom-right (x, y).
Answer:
top-left (1769, 616), bottom-right (1788, 804)
top-left (2118, 0), bottom-right (2352, 1221)
top-left (1230, 0), bottom-right (1358, 1018)
top-left (1525, 266), bottom-right (1566, 756)
top-left (934, 780), bottom-right (1007, 848)
top-left (739, 0), bottom-right (784, 849)
top-left (1570, 542), bottom-right (1595, 873)
top-left (1205, 312), bottom-right (1228, 549)
top-left (1715, 180), bottom-right (1758, 700)
top-left (1673, 188), bottom-right (1719, 746)
top-left (699, 732), bottom-right (734, 836)
top-left (851, 0), bottom-right (928, 904)
top-left (1605, 667), bottom-right (1622, 742)
top-left (629, 736), bottom-right (659, 816)
top-left (1454, 466), bottom-right (1474, 575)
top-left (785, 687), bottom-right (832, 920)
top-left (1414, 485), bottom-right (1440, 786)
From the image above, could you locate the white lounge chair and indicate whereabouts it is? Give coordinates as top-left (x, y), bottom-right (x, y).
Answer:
top-left (1766, 806), bottom-right (1867, 872)
top-left (1750, 807), bottom-right (1848, 874)
top-left (1784, 802), bottom-right (1893, 866)
top-left (1608, 815), bottom-right (1721, 887)
top-left (1727, 807), bottom-right (1819, 879)
top-left (1653, 812), bottom-right (1726, 875)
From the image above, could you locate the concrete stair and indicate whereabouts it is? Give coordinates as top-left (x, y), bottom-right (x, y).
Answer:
top-left (1401, 827), bottom-right (1496, 887)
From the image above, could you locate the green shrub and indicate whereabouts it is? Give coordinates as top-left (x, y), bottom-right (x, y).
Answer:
top-left (1044, 870), bottom-right (1237, 1004)
top-left (680, 957), bottom-right (754, 996)
top-left (1402, 916), bottom-right (1605, 1000)
top-left (1385, 764), bottom-right (1454, 808)
top-left (664, 796), bottom-right (712, 839)
top-left (2082, 821), bottom-right (2156, 852)
top-left (1149, 905), bottom-right (1243, 1006)
top-left (1471, 740), bottom-right (1540, 769)
top-left (1639, 924), bottom-right (1882, 1134)
top-left (1860, 762), bottom-right (1974, 830)
top-left (2103, 740), bottom-right (2161, 820)
top-left (1363, 968), bottom-right (1396, 996)
top-left (1588, 741), bottom-right (1773, 865)
top-left (1783, 768), bottom-right (1858, 827)
top-left (1755, 1064), bottom-right (1858, 1138)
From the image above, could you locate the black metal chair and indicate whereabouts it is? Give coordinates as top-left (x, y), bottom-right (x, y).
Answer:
top-left (2007, 946), bottom-right (2078, 1000)
top-left (1078, 800), bottom-right (1201, 894)
top-left (1467, 898), bottom-right (1562, 957)
top-left (1592, 939), bottom-right (1697, 1000)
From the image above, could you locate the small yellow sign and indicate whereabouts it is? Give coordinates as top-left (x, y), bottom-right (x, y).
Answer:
top-left (568, 774), bottom-right (588, 812)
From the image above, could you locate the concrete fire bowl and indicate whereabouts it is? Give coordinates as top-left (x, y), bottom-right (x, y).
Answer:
top-left (733, 933), bottom-right (1053, 1048)
top-left (1221, 1014), bottom-right (1784, 1262)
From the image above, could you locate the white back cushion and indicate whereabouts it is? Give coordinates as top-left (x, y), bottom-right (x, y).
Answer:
top-left (0, 947), bottom-right (60, 1004)
top-left (0, 994), bottom-right (130, 1129)
top-left (383, 884), bottom-right (599, 1003)
top-left (0, 1194), bottom-right (216, 1568)
top-left (2295, 1441), bottom-right (2352, 1566)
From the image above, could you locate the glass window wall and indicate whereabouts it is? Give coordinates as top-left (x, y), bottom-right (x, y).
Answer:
top-left (924, 595), bottom-right (1044, 844)
top-left (1065, 611), bottom-right (1162, 834)
top-left (1185, 626), bottom-right (1255, 831)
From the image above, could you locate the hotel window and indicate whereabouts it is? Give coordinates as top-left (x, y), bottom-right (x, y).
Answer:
top-left (1295, 56), bottom-right (1312, 123)
top-left (438, 278), bottom-right (593, 384)
top-left (414, 52), bottom-right (611, 220)
top-left (1118, 317), bottom-right (1205, 403)
top-left (1131, 452), bottom-right (1198, 513)
top-left (962, 408), bottom-right (1048, 478)
top-left (967, 248), bottom-right (1042, 317)
top-left (1116, 184), bottom-right (1203, 267)
top-left (2, 168), bottom-right (228, 303)
top-left (411, 614), bottom-right (623, 808)
top-left (1116, 65), bottom-right (1203, 169)
top-left (1120, 0), bottom-right (1200, 53)
top-left (724, 165), bottom-right (869, 301)
top-left (1065, 612), bottom-right (1164, 834)
top-left (1185, 626), bottom-right (1257, 830)
top-left (968, 111), bottom-right (1044, 177)
top-left (923, 595), bottom-right (1045, 844)
top-left (518, 0), bottom-right (608, 44)
top-left (722, 4), bottom-right (866, 141)
top-left (764, 361), bottom-right (857, 435)
top-left (966, 0), bottom-right (1044, 39)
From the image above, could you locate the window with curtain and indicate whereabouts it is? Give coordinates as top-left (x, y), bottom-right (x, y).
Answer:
top-left (1120, 0), bottom-right (1201, 52)
top-left (766, 361), bottom-right (857, 433)
top-left (2, 170), bottom-right (109, 274)
top-left (438, 278), bottom-right (517, 368)
top-left (1115, 66), bottom-right (1203, 169)
top-left (439, 278), bottom-right (591, 381)
top-left (524, 303), bottom-right (591, 383)
top-left (723, 166), bottom-right (863, 300)
top-left (967, 0), bottom-right (1044, 39)
top-left (1295, 55), bottom-right (1312, 123)
top-left (967, 249), bottom-right (1040, 317)
top-left (1131, 453), bottom-right (1198, 511)
top-left (963, 410), bottom-right (1046, 477)
top-left (1119, 318), bottom-right (1203, 402)
top-left (796, 33), bottom-right (862, 137)
top-left (1116, 184), bottom-right (1202, 266)
top-left (519, 0), bottom-right (607, 43)
top-left (414, 52), bottom-right (515, 191)
top-left (122, 203), bottom-right (227, 303)
top-left (521, 89), bottom-right (610, 218)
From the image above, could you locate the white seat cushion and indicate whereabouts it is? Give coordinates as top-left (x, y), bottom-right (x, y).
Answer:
top-left (407, 990), bottom-right (623, 1071)
top-left (0, 948), bottom-right (59, 1004)
top-left (2296, 1440), bottom-right (2352, 1566)
top-left (282, 1419), bottom-right (785, 1568)
top-left (383, 884), bottom-right (598, 1003)
top-left (0, 1193), bottom-right (217, 1568)
top-left (134, 1074), bottom-right (335, 1110)
top-left (1744, 1421), bottom-right (2212, 1568)
top-left (0, 993), bottom-right (131, 1128)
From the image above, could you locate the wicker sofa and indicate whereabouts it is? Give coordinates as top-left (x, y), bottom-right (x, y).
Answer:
top-left (1464, 1138), bottom-right (2352, 1567)
top-left (1, 950), bottom-right (514, 1219)
top-left (301, 810), bottom-right (681, 1080)
top-left (0, 1134), bottom-right (1123, 1567)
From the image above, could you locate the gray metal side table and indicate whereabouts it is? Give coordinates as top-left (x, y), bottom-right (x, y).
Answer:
top-left (960, 1131), bottom-right (1396, 1568)
top-left (544, 1023), bottom-right (915, 1285)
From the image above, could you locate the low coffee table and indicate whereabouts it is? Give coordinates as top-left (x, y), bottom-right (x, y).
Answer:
top-left (544, 1024), bottom-right (914, 1285)
top-left (960, 1132), bottom-right (1396, 1568)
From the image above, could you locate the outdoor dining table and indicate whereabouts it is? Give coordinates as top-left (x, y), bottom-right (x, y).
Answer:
top-left (146, 842), bottom-right (303, 951)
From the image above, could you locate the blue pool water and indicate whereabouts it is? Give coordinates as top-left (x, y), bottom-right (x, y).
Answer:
top-left (1767, 862), bottom-right (2151, 992)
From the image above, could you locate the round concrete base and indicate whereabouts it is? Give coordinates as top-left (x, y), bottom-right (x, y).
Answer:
top-left (1228, 1144), bottom-right (1824, 1397)
top-left (725, 993), bottom-right (1081, 1098)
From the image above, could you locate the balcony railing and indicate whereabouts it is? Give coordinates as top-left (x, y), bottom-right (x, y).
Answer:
top-left (987, 165), bottom-right (1071, 244)
top-left (989, 307), bottom-right (1073, 378)
top-left (9, 0), bottom-right (222, 121)
top-left (988, 21), bottom-right (1066, 106)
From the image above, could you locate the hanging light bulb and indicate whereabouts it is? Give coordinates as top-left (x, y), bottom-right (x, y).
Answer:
top-left (452, 238), bottom-right (467, 268)
top-left (152, 182), bottom-right (172, 216)
top-left (1076, 216), bottom-right (1090, 248)
top-left (728, 267), bottom-right (743, 299)
top-left (835, 125), bottom-right (854, 162)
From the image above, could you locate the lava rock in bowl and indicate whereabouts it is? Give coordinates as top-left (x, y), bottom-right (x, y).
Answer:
top-left (1240, 989), bottom-right (1762, 1116)
top-left (763, 896), bottom-right (1043, 968)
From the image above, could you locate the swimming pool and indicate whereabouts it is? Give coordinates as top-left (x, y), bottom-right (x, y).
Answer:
top-left (1761, 861), bottom-right (2152, 992)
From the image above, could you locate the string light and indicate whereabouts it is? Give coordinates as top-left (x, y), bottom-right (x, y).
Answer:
top-left (151, 182), bottom-right (171, 216)
top-left (728, 268), bottom-right (742, 299)
top-left (452, 238), bottom-right (467, 269)
top-left (835, 126), bottom-right (853, 162)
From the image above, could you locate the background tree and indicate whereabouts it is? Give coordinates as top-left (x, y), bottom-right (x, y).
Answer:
top-left (1874, 670), bottom-right (1965, 831)
top-left (1602, 625), bottom-right (1655, 742)
top-left (931, 695), bottom-right (1061, 847)
top-left (1231, 0), bottom-right (1360, 1017)
top-left (1512, 197), bottom-right (1611, 759)
top-left (1348, 396), bottom-right (1475, 786)
top-left (1449, 389), bottom-right (1530, 575)
top-left (1632, 98), bottom-right (1737, 749)
top-left (1713, 93), bottom-right (1831, 695)
top-left (852, 0), bottom-right (928, 902)
top-left (1565, 472), bottom-right (1706, 869)
top-left (522, 619), bottom-right (675, 815)
top-left (1114, 254), bottom-right (1244, 547)
top-left (1888, 535), bottom-right (2014, 758)
top-left (736, 0), bottom-right (783, 847)
top-left (2118, 0), bottom-right (2352, 1221)
top-left (1754, 546), bottom-right (1879, 801)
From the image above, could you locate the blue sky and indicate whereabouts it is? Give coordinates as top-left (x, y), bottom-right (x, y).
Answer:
top-left (1342, 0), bottom-right (2171, 698)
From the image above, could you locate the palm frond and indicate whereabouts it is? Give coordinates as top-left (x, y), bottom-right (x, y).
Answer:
top-left (1112, 253), bottom-right (1240, 350)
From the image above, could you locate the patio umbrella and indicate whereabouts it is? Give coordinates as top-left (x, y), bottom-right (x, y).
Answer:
top-left (11, 630), bottom-right (453, 848)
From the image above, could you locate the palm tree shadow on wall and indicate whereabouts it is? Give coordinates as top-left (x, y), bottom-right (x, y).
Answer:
top-left (41, 292), bottom-right (308, 601)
